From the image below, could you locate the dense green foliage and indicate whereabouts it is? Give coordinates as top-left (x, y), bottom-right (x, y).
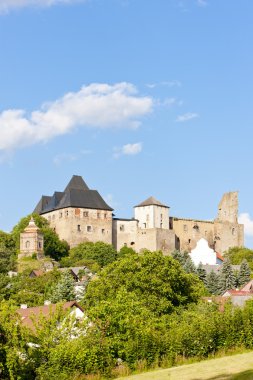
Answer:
top-left (50, 271), bottom-right (75, 303)
top-left (0, 231), bottom-right (16, 274)
top-left (12, 214), bottom-right (69, 261)
top-left (85, 251), bottom-right (205, 315)
top-left (61, 241), bottom-right (118, 269)
top-left (224, 247), bottom-right (253, 270)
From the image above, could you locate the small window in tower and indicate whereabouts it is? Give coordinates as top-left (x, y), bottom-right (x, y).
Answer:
top-left (160, 223), bottom-right (163, 228)
top-left (59, 212), bottom-right (63, 218)
top-left (102, 229), bottom-right (105, 234)
top-left (232, 228), bottom-right (235, 236)
top-left (25, 241), bottom-right (30, 249)
top-left (65, 210), bottom-right (68, 217)
top-left (160, 214), bottom-right (163, 220)
top-left (83, 211), bottom-right (89, 217)
top-left (87, 226), bottom-right (92, 232)
top-left (77, 225), bottom-right (81, 232)
top-left (104, 213), bottom-right (107, 219)
top-left (143, 223), bottom-right (146, 228)
top-left (97, 212), bottom-right (100, 219)
top-left (38, 242), bottom-right (41, 249)
top-left (120, 225), bottom-right (125, 232)
top-left (188, 239), bottom-right (191, 244)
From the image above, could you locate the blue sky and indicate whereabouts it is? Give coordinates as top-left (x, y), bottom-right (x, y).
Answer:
top-left (0, 0), bottom-right (253, 247)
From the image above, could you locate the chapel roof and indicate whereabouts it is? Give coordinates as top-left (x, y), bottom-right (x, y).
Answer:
top-left (135, 196), bottom-right (169, 208)
top-left (34, 175), bottom-right (113, 214)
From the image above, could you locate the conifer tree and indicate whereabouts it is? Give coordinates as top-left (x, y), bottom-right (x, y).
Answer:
top-left (217, 258), bottom-right (236, 294)
top-left (51, 271), bottom-right (75, 303)
top-left (197, 263), bottom-right (207, 284)
top-left (206, 270), bottom-right (219, 295)
top-left (183, 257), bottom-right (196, 274)
top-left (238, 259), bottom-right (251, 287)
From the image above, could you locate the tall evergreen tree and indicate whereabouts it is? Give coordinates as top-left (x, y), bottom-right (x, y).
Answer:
top-left (217, 258), bottom-right (236, 294)
top-left (51, 271), bottom-right (75, 303)
top-left (206, 270), bottom-right (219, 295)
top-left (238, 259), bottom-right (251, 287)
top-left (183, 257), bottom-right (196, 274)
top-left (197, 263), bottom-right (207, 284)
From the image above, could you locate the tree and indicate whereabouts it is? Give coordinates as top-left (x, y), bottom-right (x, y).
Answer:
top-left (183, 257), bottom-right (196, 274)
top-left (197, 263), bottom-right (207, 284)
top-left (237, 259), bottom-right (251, 287)
top-left (65, 241), bottom-right (117, 268)
top-left (224, 247), bottom-right (253, 270)
top-left (206, 270), bottom-right (219, 295)
top-left (217, 258), bottom-right (236, 294)
top-left (171, 250), bottom-right (189, 266)
top-left (12, 214), bottom-right (69, 261)
top-left (51, 271), bottom-right (75, 303)
top-left (0, 231), bottom-right (16, 274)
top-left (85, 250), bottom-right (205, 316)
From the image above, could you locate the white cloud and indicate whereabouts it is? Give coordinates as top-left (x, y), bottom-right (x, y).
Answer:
top-left (113, 142), bottom-right (142, 159)
top-left (146, 80), bottom-right (182, 89)
top-left (0, 83), bottom-right (152, 154)
top-left (176, 112), bottom-right (199, 122)
top-left (239, 213), bottom-right (253, 237)
top-left (0, 0), bottom-right (84, 13)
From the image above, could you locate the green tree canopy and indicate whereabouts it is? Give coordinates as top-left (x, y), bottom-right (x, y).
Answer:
top-left (238, 259), bottom-right (251, 287)
top-left (64, 241), bottom-right (118, 269)
top-left (224, 247), bottom-right (253, 270)
top-left (85, 250), bottom-right (205, 316)
top-left (0, 231), bottom-right (16, 274)
top-left (12, 214), bottom-right (69, 261)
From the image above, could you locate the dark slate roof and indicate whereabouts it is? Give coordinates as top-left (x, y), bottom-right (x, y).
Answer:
top-left (33, 175), bottom-right (113, 214)
top-left (135, 196), bottom-right (169, 208)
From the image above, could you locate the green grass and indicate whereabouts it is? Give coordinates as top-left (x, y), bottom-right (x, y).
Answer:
top-left (118, 352), bottom-right (253, 380)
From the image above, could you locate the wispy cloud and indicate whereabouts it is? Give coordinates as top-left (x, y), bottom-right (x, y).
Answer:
top-left (0, 0), bottom-right (85, 14)
top-left (0, 83), bottom-right (152, 156)
top-left (197, 0), bottom-right (208, 7)
top-left (113, 142), bottom-right (142, 159)
top-left (146, 80), bottom-right (182, 89)
top-left (53, 149), bottom-right (91, 166)
top-left (176, 112), bottom-right (199, 122)
top-left (239, 213), bottom-right (253, 237)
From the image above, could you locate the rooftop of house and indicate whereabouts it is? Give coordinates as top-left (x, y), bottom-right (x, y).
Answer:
top-left (17, 301), bottom-right (84, 330)
top-left (135, 196), bottom-right (169, 209)
top-left (33, 175), bottom-right (113, 214)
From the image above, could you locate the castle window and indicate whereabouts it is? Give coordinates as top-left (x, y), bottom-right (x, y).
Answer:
top-left (160, 223), bottom-right (163, 228)
top-left (87, 226), bottom-right (92, 232)
top-left (65, 210), bottom-right (68, 217)
top-left (160, 214), bottom-right (163, 220)
top-left (102, 229), bottom-right (105, 234)
top-left (188, 239), bottom-right (191, 244)
top-left (104, 213), bottom-right (107, 219)
top-left (130, 242), bottom-right (135, 246)
top-left (183, 225), bottom-right (188, 232)
top-left (143, 223), bottom-right (146, 228)
top-left (25, 241), bottom-right (30, 249)
top-left (38, 242), bottom-right (42, 248)
top-left (83, 211), bottom-right (89, 217)
top-left (120, 225), bottom-right (125, 232)
top-left (232, 228), bottom-right (235, 236)
top-left (59, 212), bottom-right (63, 218)
top-left (97, 212), bottom-right (100, 219)
top-left (77, 225), bottom-right (81, 232)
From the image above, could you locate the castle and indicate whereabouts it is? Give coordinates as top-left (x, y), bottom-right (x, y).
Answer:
top-left (32, 175), bottom-right (244, 254)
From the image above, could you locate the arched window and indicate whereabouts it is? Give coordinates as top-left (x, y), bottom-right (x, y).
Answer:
top-left (25, 241), bottom-right (30, 249)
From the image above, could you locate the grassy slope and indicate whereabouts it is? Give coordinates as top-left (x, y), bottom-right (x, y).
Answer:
top-left (119, 352), bottom-right (253, 380)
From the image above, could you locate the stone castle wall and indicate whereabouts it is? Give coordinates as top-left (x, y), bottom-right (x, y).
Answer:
top-left (43, 207), bottom-right (113, 248)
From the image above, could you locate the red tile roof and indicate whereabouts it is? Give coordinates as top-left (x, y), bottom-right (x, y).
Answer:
top-left (17, 301), bottom-right (83, 331)
top-left (216, 252), bottom-right (224, 261)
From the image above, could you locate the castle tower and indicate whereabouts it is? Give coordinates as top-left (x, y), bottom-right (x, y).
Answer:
top-left (134, 196), bottom-right (170, 229)
top-left (19, 217), bottom-right (44, 259)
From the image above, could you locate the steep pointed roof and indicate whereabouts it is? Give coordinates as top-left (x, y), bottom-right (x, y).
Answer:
top-left (33, 175), bottom-right (113, 214)
top-left (135, 196), bottom-right (169, 208)
top-left (64, 175), bottom-right (89, 192)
